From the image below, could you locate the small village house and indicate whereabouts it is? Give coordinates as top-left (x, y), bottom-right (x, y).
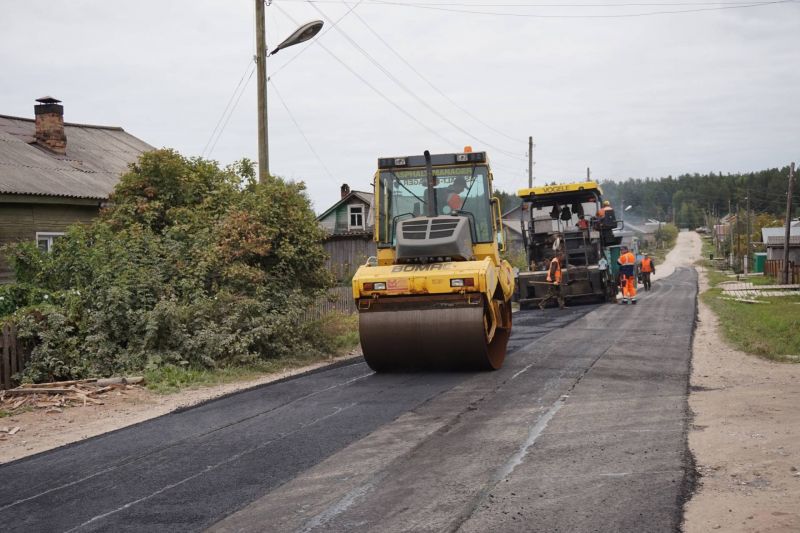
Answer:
top-left (499, 203), bottom-right (526, 259)
top-left (316, 184), bottom-right (375, 282)
top-left (0, 97), bottom-right (153, 282)
top-left (761, 221), bottom-right (800, 262)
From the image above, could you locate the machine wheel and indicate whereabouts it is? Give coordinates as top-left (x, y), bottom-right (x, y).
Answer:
top-left (359, 294), bottom-right (511, 372)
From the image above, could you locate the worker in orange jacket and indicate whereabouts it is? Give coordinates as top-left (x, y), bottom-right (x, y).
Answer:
top-left (540, 252), bottom-right (566, 310)
top-left (640, 253), bottom-right (655, 291)
top-left (597, 200), bottom-right (613, 218)
top-left (618, 247), bottom-right (637, 304)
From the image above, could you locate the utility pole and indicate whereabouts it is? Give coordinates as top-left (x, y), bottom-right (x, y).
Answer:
top-left (528, 136), bottom-right (533, 188)
top-left (255, 0), bottom-right (269, 182)
top-left (745, 190), bottom-right (751, 274)
top-left (783, 162), bottom-right (796, 284)
top-left (734, 203), bottom-right (739, 270)
top-left (586, 167), bottom-right (591, 182)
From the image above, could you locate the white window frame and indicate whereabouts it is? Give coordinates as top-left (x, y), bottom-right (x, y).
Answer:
top-left (348, 204), bottom-right (364, 230)
top-left (36, 232), bottom-right (65, 253)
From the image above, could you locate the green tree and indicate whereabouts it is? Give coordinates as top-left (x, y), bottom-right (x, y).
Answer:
top-left (3, 149), bottom-right (331, 381)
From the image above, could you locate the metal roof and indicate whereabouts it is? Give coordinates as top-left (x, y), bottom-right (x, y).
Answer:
top-left (761, 226), bottom-right (800, 242)
top-left (316, 190), bottom-right (373, 221)
top-left (0, 114), bottom-right (153, 200)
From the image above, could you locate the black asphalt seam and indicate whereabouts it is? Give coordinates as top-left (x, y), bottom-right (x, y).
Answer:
top-left (677, 268), bottom-right (701, 533)
top-left (445, 342), bottom-right (615, 533)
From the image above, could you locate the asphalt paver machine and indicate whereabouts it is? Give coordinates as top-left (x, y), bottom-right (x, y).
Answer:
top-left (516, 181), bottom-right (623, 308)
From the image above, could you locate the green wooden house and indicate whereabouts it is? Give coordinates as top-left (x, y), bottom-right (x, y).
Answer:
top-left (316, 184), bottom-right (375, 282)
top-left (0, 97), bottom-right (153, 282)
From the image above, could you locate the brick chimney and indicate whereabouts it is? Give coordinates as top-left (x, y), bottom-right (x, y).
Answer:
top-left (34, 96), bottom-right (66, 155)
top-left (341, 183), bottom-right (350, 199)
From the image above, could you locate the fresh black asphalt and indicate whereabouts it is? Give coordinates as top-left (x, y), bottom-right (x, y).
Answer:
top-left (0, 296), bottom-right (597, 532)
top-left (0, 267), bottom-right (697, 533)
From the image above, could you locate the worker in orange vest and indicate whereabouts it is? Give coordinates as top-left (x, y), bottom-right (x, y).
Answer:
top-left (640, 253), bottom-right (655, 291)
top-left (617, 247), bottom-right (637, 304)
top-left (597, 200), bottom-right (613, 219)
top-left (540, 252), bottom-right (566, 310)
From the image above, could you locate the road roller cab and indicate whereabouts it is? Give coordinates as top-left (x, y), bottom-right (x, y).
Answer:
top-left (352, 149), bottom-right (515, 372)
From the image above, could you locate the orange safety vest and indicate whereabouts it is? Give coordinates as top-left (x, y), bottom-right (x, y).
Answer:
top-left (598, 206), bottom-right (613, 217)
top-left (546, 257), bottom-right (562, 284)
top-left (641, 257), bottom-right (653, 273)
top-left (619, 251), bottom-right (635, 265)
top-left (618, 251), bottom-right (636, 277)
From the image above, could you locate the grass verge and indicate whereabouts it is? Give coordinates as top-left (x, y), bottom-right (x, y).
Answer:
top-left (145, 312), bottom-right (360, 394)
top-left (698, 236), bottom-right (800, 362)
top-left (701, 291), bottom-right (800, 362)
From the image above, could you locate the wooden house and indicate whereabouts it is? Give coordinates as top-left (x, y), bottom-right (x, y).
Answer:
top-left (316, 184), bottom-right (376, 282)
top-left (0, 97), bottom-right (153, 282)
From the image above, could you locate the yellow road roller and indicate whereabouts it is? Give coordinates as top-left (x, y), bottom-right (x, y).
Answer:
top-left (352, 149), bottom-right (515, 371)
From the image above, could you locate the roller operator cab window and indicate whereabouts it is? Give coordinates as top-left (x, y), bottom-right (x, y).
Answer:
top-left (377, 165), bottom-right (493, 246)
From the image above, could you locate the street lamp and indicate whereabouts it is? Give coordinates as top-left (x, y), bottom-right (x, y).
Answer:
top-left (255, 0), bottom-right (323, 182)
top-left (270, 20), bottom-right (324, 56)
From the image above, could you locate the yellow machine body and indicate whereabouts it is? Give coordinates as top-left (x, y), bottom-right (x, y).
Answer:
top-left (352, 150), bottom-right (515, 371)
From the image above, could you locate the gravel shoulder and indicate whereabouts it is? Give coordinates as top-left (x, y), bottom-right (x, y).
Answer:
top-left (683, 248), bottom-right (800, 531)
top-left (0, 352), bottom-right (361, 464)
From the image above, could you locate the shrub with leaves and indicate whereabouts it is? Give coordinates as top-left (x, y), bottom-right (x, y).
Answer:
top-left (3, 149), bottom-right (331, 381)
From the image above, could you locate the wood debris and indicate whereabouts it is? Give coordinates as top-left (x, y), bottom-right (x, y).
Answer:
top-left (0, 377), bottom-right (145, 421)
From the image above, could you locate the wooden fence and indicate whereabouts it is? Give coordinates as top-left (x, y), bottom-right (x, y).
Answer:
top-left (1, 322), bottom-right (26, 390)
top-left (764, 260), bottom-right (800, 284)
top-left (303, 286), bottom-right (356, 322)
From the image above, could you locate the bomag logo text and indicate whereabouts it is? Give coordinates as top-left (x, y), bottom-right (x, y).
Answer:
top-left (391, 264), bottom-right (456, 272)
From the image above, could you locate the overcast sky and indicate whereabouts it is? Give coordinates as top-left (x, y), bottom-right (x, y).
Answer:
top-left (2, 0), bottom-right (798, 212)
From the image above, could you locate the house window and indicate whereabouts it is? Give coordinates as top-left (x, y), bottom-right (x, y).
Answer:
top-left (349, 205), bottom-right (364, 230)
top-left (36, 232), bottom-right (65, 253)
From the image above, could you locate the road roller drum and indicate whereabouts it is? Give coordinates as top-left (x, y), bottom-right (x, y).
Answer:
top-left (358, 294), bottom-right (511, 371)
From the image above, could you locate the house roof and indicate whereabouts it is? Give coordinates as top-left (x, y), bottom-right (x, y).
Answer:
top-left (761, 226), bottom-right (800, 243)
top-left (501, 204), bottom-right (523, 219)
top-left (0, 114), bottom-right (153, 200)
top-left (625, 222), bottom-right (661, 235)
top-left (316, 190), bottom-right (373, 221)
top-left (502, 218), bottom-right (523, 236)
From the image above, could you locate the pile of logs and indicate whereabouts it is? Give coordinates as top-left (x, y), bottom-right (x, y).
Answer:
top-left (0, 377), bottom-right (144, 414)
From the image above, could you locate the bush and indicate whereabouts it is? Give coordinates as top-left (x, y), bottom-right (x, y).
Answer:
top-left (2, 149), bottom-right (333, 381)
top-left (653, 223), bottom-right (679, 249)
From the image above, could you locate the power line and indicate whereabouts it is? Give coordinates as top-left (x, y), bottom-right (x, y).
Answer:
top-left (202, 59), bottom-right (256, 158)
top-left (269, 0), bottom-right (365, 77)
top-left (305, 1), bottom-right (527, 160)
top-left (342, 0), bottom-right (521, 144)
top-left (270, 79), bottom-right (338, 181)
top-left (279, 0), bottom-right (786, 5)
top-left (273, 2), bottom-right (458, 146)
top-left (208, 65), bottom-right (257, 157)
top-left (360, 0), bottom-right (794, 18)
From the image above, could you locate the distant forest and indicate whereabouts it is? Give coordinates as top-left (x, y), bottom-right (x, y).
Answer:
top-left (497, 165), bottom-right (796, 229)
